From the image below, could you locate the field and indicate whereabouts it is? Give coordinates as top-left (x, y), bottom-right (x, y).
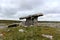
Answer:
top-left (0, 20), bottom-right (60, 40)
top-left (0, 26), bottom-right (59, 40)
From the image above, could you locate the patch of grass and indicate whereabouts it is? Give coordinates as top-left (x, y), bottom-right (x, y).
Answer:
top-left (0, 26), bottom-right (60, 40)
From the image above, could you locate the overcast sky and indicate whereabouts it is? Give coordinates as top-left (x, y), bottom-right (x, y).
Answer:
top-left (0, 0), bottom-right (60, 21)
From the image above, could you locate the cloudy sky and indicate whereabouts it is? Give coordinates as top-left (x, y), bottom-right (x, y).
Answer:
top-left (0, 0), bottom-right (60, 21)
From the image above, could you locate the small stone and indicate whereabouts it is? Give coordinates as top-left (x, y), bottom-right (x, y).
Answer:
top-left (19, 29), bottom-right (24, 32)
top-left (24, 26), bottom-right (28, 27)
top-left (0, 34), bottom-right (3, 37)
top-left (42, 34), bottom-right (53, 40)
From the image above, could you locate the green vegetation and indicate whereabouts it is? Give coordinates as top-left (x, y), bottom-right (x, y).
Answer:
top-left (0, 20), bottom-right (21, 23)
top-left (0, 20), bottom-right (60, 23)
top-left (0, 20), bottom-right (21, 25)
top-left (0, 26), bottom-right (60, 40)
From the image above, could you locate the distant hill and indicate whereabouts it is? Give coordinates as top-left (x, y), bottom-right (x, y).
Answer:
top-left (0, 20), bottom-right (60, 23)
top-left (0, 20), bottom-right (21, 23)
top-left (38, 21), bottom-right (60, 23)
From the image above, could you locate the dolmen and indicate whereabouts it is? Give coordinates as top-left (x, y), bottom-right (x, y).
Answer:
top-left (20, 13), bottom-right (43, 26)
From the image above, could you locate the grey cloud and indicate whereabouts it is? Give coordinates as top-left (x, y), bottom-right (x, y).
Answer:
top-left (0, 0), bottom-right (60, 20)
top-left (45, 6), bottom-right (60, 13)
top-left (0, 0), bottom-right (44, 18)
